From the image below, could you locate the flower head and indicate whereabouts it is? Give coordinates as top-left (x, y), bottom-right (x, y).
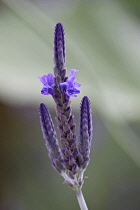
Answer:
top-left (60, 69), bottom-right (81, 97)
top-left (38, 23), bottom-right (93, 196)
top-left (38, 74), bottom-right (55, 96)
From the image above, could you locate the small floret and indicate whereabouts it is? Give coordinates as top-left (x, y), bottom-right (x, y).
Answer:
top-left (60, 69), bottom-right (81, 97)
top-left (38, 74), bottom-right (55, 95)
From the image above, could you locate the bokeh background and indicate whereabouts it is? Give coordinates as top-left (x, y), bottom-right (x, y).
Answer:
top-left (0, 0), bottom-right (140, 209)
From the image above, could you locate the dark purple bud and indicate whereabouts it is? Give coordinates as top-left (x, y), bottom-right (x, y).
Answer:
top-left (72, 163), bottom-right (79, 174)
top-left (39, 103), bottom-right (64, 173)
top-left (73, 148), bottom-right (78, 158)
top-left (78, 96), bottom-right (93, 169)
top-left (54, 23), bottom-right (66, 80)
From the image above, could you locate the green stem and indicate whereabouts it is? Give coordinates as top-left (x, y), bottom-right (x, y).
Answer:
top-left (76, 189), bottom-right (88, 210)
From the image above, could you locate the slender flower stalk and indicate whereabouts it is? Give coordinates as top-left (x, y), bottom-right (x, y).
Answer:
top-left (76, 189), bottom-right (88, 210)
top-left (38, 23), bottom-right (93, 210)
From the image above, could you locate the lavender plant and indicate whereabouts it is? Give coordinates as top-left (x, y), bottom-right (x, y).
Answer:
top-left (38, 23), bottom-right (93, 210)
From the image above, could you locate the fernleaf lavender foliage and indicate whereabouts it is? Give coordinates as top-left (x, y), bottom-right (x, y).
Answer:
top-left (39, 23), bottom-right (93, 190)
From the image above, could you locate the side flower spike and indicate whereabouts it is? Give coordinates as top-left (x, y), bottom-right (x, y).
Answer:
top-left (39, 103), bottom-right (64, 173)
top-left (78, 96), bottom-right (93, 170)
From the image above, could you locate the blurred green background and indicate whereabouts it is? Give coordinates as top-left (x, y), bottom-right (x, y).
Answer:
top-left (0, 0), bottom-right (140, 209)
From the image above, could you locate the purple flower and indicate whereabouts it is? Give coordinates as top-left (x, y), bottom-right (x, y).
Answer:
top-left (60, 69), bottom-right (81, 97)
top-left (38, 74), bottom-right (55, 96)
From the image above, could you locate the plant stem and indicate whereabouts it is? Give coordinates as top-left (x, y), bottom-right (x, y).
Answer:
top-left (76, 189), bottom-right (88, 210)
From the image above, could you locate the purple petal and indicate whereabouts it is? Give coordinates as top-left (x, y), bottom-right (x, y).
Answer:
top-left (60, 82), bottom-right (67, 90)
top-left (74, 82), bottom-right (81, 87)
top-left (47, 74), bottom-right (54, 86)
top-left (38, 74), bottom-right (55, 96)
top-left (67, 88), bottom-right (80, 97)
top-left (69, 69), bottom-right (79, 79)
top-left (41, 87), bottom-right (49, 95)
top-left (38, 75), bottom-right (48, 86)
top-left (60, 69), bottom-right (81, 97)
top-left (38, 74), bottom-right (54, 86)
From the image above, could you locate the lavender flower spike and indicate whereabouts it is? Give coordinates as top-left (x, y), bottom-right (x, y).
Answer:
top-left (38, 23), bottom-right (93, 210)
top-left (53, 22), bottom-right (66, 81)
top-left (78, 96), bottom-right (93, 170)
top-left (39, 103), bottom-right (64, 173)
